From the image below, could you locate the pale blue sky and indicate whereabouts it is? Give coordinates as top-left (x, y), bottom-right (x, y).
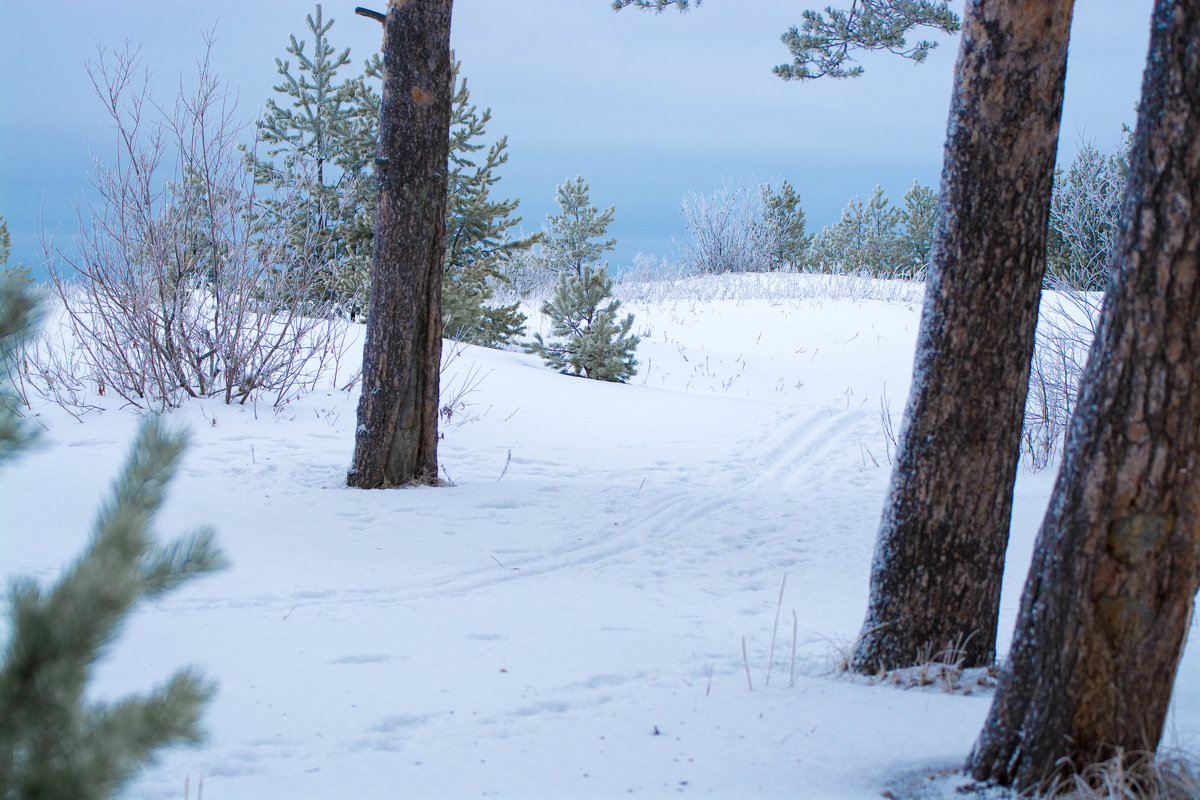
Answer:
top-left (1, 1), bottom-right (1154, 273)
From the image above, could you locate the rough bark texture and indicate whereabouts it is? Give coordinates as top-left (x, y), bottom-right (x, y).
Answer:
top-left (348, 0), bottom-right (452, 489)
top-left (968, 0), bottom-right (1200, 787)
top-left (850, 0), bottom-right (1074, 673)
top-left (849, 1), bottom-right (1075, 676)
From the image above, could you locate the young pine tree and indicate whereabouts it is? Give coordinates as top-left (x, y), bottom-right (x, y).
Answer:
top-left (0, 276), bottom-right (226, 799)
top-left (539, 176), bottom-right (617, 277)
top-left (810, 185), bottom-right (903, 275)
top-left (254, 6), bottom-right (537, 339)
top-left (527, 178), bottom-right (639, 382)
top-left (755, 180), bottom-right (812, 271)
top-left (249, 3), bottom-right (378, 318)
top-left (898, 180), bottom-right (937, 279)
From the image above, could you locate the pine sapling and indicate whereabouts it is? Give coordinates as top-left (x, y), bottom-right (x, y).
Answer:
top-left (527, 265), bottom-right (639, 382)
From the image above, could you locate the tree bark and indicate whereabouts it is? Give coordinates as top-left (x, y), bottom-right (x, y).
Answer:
top-left (348, 0), bottom-right (453, 489)
top-left (850, 0), bottom-right (1074, 673)
top-left (968, 0), bottom-right (1200, 787)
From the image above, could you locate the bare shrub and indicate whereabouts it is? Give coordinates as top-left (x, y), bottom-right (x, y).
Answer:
top-left (38, 40), bottom-right (345, 412)
top-left (1022, 290), bottom-right (1104, 471)
top-left (678, 182), bottom-right (771, 274)
top-left (1022, 137), bottom-right (1125, 469)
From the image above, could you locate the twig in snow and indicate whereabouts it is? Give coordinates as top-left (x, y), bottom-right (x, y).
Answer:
top-left (790, 610), bottom-right (798, 688)
top-left (498, 449), bottom-right (512, 481)
top-left (861, 442), bottom-right (879, 468)
top-left (766, 574), bottom-right (787, 686)
top-left (742, 636), bottom-right (753, 691)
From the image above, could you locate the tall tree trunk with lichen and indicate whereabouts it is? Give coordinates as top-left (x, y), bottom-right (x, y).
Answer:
top-left (968, 0), bottom-right (1200, 786)
top-left (850, 0), bottom-right (1074, 673)
top-left (348, 0), bottom-right (453, 489)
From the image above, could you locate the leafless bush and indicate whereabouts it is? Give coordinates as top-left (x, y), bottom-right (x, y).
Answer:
top-left (12, 298), bottom-right (100, 418)
top-left (37, 40), bottom-right (345, 412)
top-left (678, 182), bottom-right (771, 275)
top-left (1021, 138), bottom-right (1123, 469)
top-left (1022, 290), bottom-right (1102, 470)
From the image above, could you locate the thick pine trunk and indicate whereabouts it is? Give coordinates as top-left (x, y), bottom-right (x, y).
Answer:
top-left (968, 0), bottom-right (1200, 787)
top-left (348, 0), bottom-right (453, 489)
top-left (850, 0), bottom-right (1074, 673)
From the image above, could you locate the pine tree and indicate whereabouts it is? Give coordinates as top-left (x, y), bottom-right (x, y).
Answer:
top-left (527, 178), bottom-right (638, 382)
top-left (348, 0), bottom-right (453, 489)
top-left (897, 180), bottom-right (937, 279)
top-left (529, 266), bottom-right (639, 382)
top-left (255, 6), bottom-right (536, 337)
top-left (615, 0), bottom-right (960, 81)
top-left (811, 185), bottom-right (903, 275)
top-left (540, 176), bottom-right (617, 276)
top-left (755, 181), bottom-right (812, 271)
top-left (0, 276), bottom-right (225, 799)
top-left (0, 217), bottom-right (9, 272)
top-left (441, 64), bottom-right (541, 347)
top-left (249, 3), bottom-right (379, 318)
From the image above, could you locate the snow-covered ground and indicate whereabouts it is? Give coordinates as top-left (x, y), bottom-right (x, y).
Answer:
top-left (4, 274), bottom-right (1197, 799)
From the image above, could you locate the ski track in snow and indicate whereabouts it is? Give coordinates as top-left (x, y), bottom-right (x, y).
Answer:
top-left (6, 285), bottom-right (1194, 800)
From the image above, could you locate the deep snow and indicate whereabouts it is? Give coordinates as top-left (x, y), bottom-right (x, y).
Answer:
top-left (3, 275), bottom-right (1196, 799)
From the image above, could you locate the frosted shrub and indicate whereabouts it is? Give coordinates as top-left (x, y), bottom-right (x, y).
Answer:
top-left (40, 42), bottom-right (345, 412)
top-left (679, 182), bottom-right (770, 274)
top-left (1022, 136), bottom-right (1127, 469)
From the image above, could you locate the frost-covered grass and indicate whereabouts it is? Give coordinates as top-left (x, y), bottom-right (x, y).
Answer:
top-left (3, 273), bottom-right (1196, 799)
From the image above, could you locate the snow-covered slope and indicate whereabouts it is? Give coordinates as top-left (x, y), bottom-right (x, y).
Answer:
top-left (3, 275), bottom-right (1196, 799)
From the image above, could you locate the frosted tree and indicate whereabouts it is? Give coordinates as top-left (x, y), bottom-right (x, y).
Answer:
top-left (0, 216), bottom-right (31, 286)
top-left (897, 180), bottom-right (937, 279)
top-left (540, 176), bottom-right (617, 276)
top-left (257, 6), bottom-right (538, 337)
top-left (678, 182), bottom-right (767, 274)
top-left (0, 276), bottom-right (225, 799)
top-left (527, 177), bottom-right (638, 382)
top-left (755, 180), bottom-right (812, 271)
top-left (441, 64), bottom-right (541, 347)
top-left (1045, 138), bottom-right (1127, 292)
top-left (810, 185), bottom-right (902, 275)
top-left (250, 3), bottom-right (379, 318)
top-left (528, 267), bottom-right (639, 382)
top-left (0, 217), bottom-right (9, 273)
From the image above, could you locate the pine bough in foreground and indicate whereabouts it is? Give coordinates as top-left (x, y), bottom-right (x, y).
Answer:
top-left (0, 277), bottom-right (225, 800)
